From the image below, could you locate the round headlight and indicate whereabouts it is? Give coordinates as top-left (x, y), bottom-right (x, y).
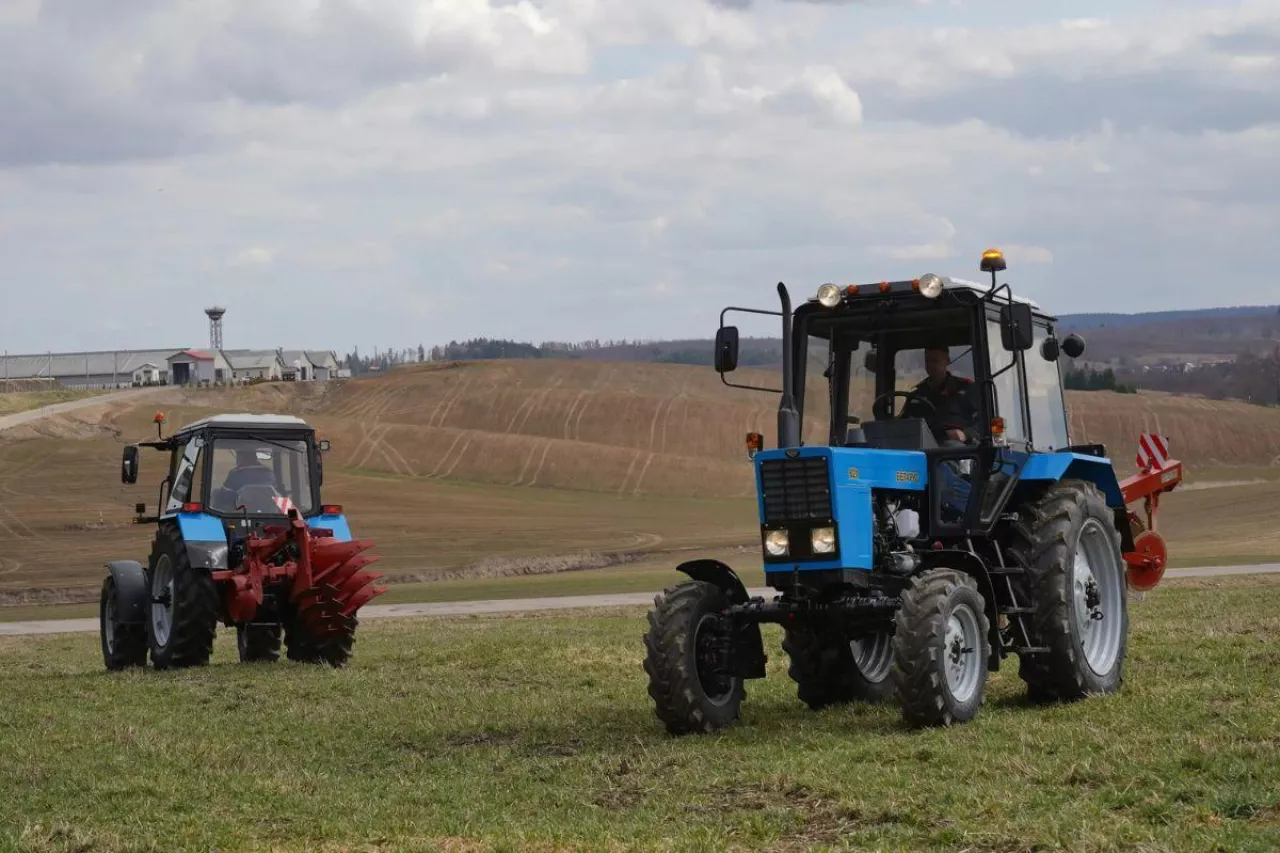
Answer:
top-left (816, 283), bottom-right (842, 308)
top-left (917, 273), bottom-right (944, 299)
top-left (764, 529), bottom-right (789, 557)
top-left (811, 526), bottom-right (836, 554)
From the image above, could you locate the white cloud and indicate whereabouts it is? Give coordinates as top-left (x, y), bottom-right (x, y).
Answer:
top-left (0, 0), bottom-right (1278, 354)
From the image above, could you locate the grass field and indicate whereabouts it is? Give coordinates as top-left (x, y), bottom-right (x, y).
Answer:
top-left (0, 388), bottom-right (107, 416)
top-left (2, 574), bottom-right (1278, 852)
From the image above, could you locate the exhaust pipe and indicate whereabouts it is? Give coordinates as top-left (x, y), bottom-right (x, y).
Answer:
top-left (776, 282), bottom-right (800, 449)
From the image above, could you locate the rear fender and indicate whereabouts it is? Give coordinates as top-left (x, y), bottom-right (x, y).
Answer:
top-left (105, 560), bottom-right (148, 625)
top-left (675, 559), bottom-right (767, 679)
top-left (917, 550), bottom-right (1002, 672)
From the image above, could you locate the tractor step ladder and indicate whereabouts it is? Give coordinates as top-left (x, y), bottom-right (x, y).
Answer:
top-left (986, 541), bottom-right (1045, 656)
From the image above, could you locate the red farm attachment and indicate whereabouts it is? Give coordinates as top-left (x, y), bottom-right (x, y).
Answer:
top-left (212, 510), bottom-right (387, 660)
top-left (1118, 433), bottom-right (1183, 591)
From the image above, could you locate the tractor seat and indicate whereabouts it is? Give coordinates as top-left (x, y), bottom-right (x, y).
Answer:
top-left (852, 418), bottom-right (940, 452)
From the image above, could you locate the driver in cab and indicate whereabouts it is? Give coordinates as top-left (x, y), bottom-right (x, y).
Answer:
top-left (222, 447), bottom-right (277, 494)
top-left (903, 345), bottom-right (979, 445)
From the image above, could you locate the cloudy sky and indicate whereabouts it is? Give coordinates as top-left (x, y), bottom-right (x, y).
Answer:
top-left (1, 0), bottom-right (1277, 356)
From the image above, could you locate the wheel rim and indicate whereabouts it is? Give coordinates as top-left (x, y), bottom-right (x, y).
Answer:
top-left (1074, 518), bottom-right (1124, 675)
top-left (849, 632), bottom-right (892, 682)
top-left (694, 613), bottom-right (738, 706)
top-left (103, 582), bottom-right (117, 653)
top-left (944, 602), bottom-right (982, 704)
top-left (151, 555), bottom-right (174, 647)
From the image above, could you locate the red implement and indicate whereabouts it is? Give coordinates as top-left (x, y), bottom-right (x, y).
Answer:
top-left (212, 510), bottom-right (386, 640)
top-left (1116, 432), bottom-right (1182, 591)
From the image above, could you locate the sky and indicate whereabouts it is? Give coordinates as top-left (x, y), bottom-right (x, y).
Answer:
top-left (1, 0), bottom-right (1277, 356)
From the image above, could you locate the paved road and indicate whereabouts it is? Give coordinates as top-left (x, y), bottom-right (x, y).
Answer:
top-left (3, 562), bottom-right (1277, 638)
top-left (0, 387), bottom-right (168, 433)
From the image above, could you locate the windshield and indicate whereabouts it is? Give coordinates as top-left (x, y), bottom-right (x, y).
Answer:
top-left (206, 436), bottom-right (314, 516)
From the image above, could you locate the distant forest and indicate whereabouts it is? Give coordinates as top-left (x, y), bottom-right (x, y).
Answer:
top-left (338, 304), bottom-right (1280, 407)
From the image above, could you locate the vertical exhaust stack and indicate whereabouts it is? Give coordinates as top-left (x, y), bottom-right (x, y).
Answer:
top-left (776, 282), bottom-right (800, 449)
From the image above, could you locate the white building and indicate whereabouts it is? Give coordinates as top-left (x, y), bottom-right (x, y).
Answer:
top-left (166, 349), bottom-right (233, 386)
top-left (223, 349), bottom-right (287, 382)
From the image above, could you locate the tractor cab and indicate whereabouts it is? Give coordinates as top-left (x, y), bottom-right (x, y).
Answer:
top-left (121, 413), bottom-right (344, 539)
top-left (716, 250), bottom-right (1088, 575)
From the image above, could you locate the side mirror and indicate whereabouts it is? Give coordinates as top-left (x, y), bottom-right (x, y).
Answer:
top-left (999, 302), bottom-right (1034, 351)
top-left (1061, 333), bottom-right (1086, 359)
top-left (715, 326), bottom-right (740, 373)
top-left (745, 431), bottom-right (764, 459)
top-left (317, 439), bottom-right (331, 452)
top-left (121, 445), bottom-right (140, 484)
top-left (1040, 337), bottom-right (1060, 361)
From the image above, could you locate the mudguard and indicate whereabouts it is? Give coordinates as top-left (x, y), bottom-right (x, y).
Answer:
top-left (676, 559), bottom-right (767, 679)
top-left (105, 560), bottom-right (148, 625)
top-left (675, 559), bottom-right (751, 604)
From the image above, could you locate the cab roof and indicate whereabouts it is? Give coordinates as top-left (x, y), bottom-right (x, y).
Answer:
top-left (174, 414), bottom-right (312, 435)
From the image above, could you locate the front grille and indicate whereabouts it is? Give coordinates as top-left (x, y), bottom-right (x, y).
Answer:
top-left (760, 456), bottom-right (832, 523)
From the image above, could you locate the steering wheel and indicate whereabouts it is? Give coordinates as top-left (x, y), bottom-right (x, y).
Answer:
top-left (871, 390), bottom-right (938, 420)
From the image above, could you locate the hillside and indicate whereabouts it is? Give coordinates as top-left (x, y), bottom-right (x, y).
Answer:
top-left (3, 361), bottom-right (1280, 601)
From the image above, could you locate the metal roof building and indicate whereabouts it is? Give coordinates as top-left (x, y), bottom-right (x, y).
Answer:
top-left (0, 349), bottom-right (186, 389)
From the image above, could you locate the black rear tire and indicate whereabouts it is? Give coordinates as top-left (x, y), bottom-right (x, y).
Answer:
top-left (145, 525), bottom-right (218, 670)
top-left (643, 580), bottom-right (745, 735)
top-left (237, 623), bottom-right (282, 663)
top-left (891, 568), bottom-right (990, 728)
top-left (783, 625), bottom-right (894, 709)
top-left (1008, 479), bottom-right (1129, 702)
top-left (100, 575), bottom-right (147, 670)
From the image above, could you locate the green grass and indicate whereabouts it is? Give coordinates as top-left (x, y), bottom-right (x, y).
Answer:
top-left (0, 388), bottom-right (108, 415)
top-left (2, 575), bottom-right (1279, 852)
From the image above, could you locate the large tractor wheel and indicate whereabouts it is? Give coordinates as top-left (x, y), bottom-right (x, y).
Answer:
top-left (99, 575), bottom-right (147, 670)
top-left (891, 568), bottom-right (990, 728)
top-left (1008, 479), bottom-right (1128, 702)
top-left (783, 625), bottom-right (894, 709)
top-left (642, 580), bottom-right (745, 735)
top-left (145, 526), bottom-right (219, 670)
top-left (237, 623), bottom-right (282, 663)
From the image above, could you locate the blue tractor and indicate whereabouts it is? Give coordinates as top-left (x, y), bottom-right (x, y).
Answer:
top-left (99, 413), bottom-right (385, 671)
top-left (642, 249), bottom-right (1182, 731)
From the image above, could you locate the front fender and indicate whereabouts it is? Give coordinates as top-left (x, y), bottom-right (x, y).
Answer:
top-left (675, 559), bottom-right (766, 679)
top-left (675, 559), bottom-right (751, 604)
top-left (105, 560), bottom-right (148, 625)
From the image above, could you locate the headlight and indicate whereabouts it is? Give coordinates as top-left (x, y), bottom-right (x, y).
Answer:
top-left (816, 283), bottom-right (842, 308)
top-left (917, 273), bottom-right (944, 299)
top-left (810, 526), bottom-right (836, 554)
top-left (764, 529), bottom-right (789, 557)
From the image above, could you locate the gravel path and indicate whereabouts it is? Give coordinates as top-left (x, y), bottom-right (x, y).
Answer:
top-left (3, 562), bottom-right (1277, 638)
top-left (0, 387), bottom-right (168, 433)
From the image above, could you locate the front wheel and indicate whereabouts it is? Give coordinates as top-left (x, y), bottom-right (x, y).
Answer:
top-left (891, 568), bottom-right (991, 728)
top-left (237, 623), bottom-right (282, 663)
top-left (783, 626), bottom-right (894, 708)
top-left (100, 575), bottom-right (147, 671)
top-left (643, 580), bottom-right (745, 735)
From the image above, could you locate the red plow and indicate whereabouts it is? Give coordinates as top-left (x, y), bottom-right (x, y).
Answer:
top-left (1118, 433), bottom-right (1183, 592)
top-left (211, 510), bottom-right (387, 662)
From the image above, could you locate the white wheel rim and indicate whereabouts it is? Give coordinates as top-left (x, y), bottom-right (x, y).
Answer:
top-left (944, 603), bottom-right (982, 704)
top-left (151, 555), bottom-right (174, 647)
top-left (1074, 518), bottom-right (1124, 674)
top-left (103, 585), bottom-right (117, 652)
top-left (849, 632), bottom-right (892, 682)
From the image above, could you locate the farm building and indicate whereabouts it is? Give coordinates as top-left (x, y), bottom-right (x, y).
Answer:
top-left (0, 346), bottom-right (343, 389)
top-left (0, 349), bottom-right (185, 390)
top-left (166, 349), bottom-right (232, 386)
top-left (278, 350), bottom-right (342, 381)
top-left (223, 349), bottom-right (287, 382)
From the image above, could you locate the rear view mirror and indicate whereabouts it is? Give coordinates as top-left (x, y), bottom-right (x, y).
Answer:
top-left (1000, 303), bottom-right (1034, 351)
top-left (715, 326), bottom-right (740, 373)
top-left (1061, 333), bottom-right (1086, 359)
top-left (317, 439), bottom-right (331, 452)
top-left (121, 445), bottom-right (140, 484)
